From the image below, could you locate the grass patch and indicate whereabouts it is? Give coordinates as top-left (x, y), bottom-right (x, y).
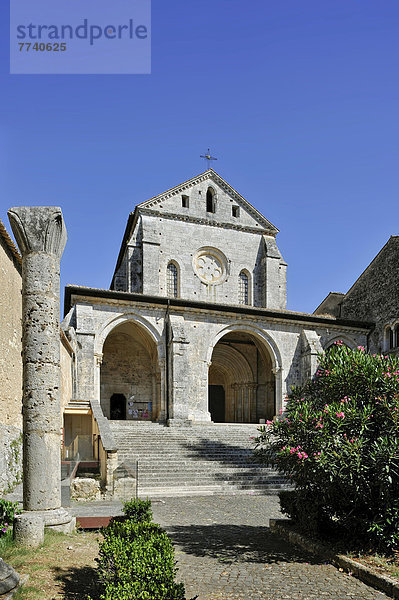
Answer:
top-left (0, 528), bottom-right (100, 600)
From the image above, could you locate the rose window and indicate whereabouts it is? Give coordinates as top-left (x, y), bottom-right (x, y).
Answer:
top-left (193, 248), bottom-right (228, 285)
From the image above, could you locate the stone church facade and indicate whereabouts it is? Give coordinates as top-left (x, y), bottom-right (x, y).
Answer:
top-left (63, 170), bottom-right (371, 429)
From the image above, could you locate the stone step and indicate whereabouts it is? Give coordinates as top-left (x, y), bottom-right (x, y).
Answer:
top-left (109, 421), bottom-right (285, 497)
top-left (136, 471), bottom-right (284, 480)
top-left (131, 463), bottom-right (278, 471)
top-left (137, 485), bottom-right (290, 498)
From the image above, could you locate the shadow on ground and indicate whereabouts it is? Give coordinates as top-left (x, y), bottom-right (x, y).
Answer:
top-left (53, 565), bottom-right (100, 600)
top-left (182, 438), bottom-right (291, 493)
top-left (165, 524), bottom-right (320, 565)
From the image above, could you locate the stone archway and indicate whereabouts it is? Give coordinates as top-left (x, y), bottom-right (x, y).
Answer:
top-left (100, 320), bottom-right (161, 421)
top-left (208, 330), bottom-right (275, 423)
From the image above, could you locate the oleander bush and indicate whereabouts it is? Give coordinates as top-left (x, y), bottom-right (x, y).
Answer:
top-left (255, 343), bottom-right (399, 552)
top-left (0, 499), bottom-right (21, 537)
top-left (94, 498), bottom-right (196, 600)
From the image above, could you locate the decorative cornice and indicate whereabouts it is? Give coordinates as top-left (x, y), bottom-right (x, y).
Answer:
top-left (139, 207), bottom-right (273, 236)
top-left (64, 285), bottom-right (373, 333)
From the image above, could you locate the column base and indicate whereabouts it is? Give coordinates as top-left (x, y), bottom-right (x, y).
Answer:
top-left (14, 508), bottom-right (75, 547)
top-left (41, 507), bottom-right (76, 534)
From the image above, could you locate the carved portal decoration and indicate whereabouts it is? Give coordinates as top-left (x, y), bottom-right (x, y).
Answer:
top-left (193, 247), bottom-right (228, 285)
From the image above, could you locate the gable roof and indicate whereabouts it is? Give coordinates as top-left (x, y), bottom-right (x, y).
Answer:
top-left (111, 170), bottom-right (279, 288)
top-left (138, 169), bottom-right (279, 234)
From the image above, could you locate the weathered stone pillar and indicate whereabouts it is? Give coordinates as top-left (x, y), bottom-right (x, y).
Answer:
top-left (248, 383), bottom-right (257, 423)
top-left (8, 207), bottom-right (75, 543)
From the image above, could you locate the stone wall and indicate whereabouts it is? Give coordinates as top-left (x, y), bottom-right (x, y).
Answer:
top-left (340, 237), bottom-right (399, 353)
top-left (0, 220), bottom-right (22, 428)
top-left (0, 425), bottom-right (22, 494)
top-left (0, 219), bottom-right (23, 493)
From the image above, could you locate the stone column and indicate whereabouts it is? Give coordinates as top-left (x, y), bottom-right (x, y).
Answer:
top-left (248, 383), bottom-right (257, 423)
top-left (8, 207), bottom-right (75, 544)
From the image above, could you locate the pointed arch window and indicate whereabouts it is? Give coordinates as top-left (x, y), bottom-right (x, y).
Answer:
top-left (167, 262), bottom-right (179, 298)
top-left (206, 187), bottom-right (215, 213)
top-left (239, 270), bottom-right (249, 305)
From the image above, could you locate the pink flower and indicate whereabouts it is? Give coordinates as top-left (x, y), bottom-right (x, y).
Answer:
top-left (336, 411), bottom-right (345, 418)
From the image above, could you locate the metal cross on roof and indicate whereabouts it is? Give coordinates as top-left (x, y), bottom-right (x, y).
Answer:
top-left (200, 148), bottom-right (218, 169)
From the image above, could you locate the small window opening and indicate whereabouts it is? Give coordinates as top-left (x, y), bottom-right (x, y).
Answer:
top-left (182, 195), bottom-right (189, 208)
top-left (167, 262), bottom-right (179, 298)
top-left (239, 271), bottom-right (249, 305)
top-left (232, 206), bottom-right (240, 218)
top-left (206, 188), bottom-right (215, 213)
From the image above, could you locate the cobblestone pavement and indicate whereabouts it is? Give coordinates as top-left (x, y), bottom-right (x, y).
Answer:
top-left (151, 495), bottom-right (388, 600)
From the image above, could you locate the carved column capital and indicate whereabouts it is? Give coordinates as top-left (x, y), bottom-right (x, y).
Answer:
top-left (8, 206), bottom-right (67, 258)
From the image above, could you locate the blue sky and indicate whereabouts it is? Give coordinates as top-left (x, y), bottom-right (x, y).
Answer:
top-left (1, 0), bottom-right (398, 314)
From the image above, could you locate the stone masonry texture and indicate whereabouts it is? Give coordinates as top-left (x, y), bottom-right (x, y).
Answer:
top-left (340, 236), bottom-right (399, 354)
top-left (0, 219), bottom-right (22, 428)
top-left (0, 218), bottom-right (23, 493)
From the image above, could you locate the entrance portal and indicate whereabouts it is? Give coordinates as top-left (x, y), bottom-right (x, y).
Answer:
top-left (209, 331), bottom-right (275, 423)
top-left (110, 393), bottom-right (126, 420)
top-left (100, 320), bottom-right (161, 421)
top-left (208, 385), bottom-right (226, 422)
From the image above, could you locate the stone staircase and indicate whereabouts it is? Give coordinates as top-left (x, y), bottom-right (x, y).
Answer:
top-left (109, 421), bottom-right (291, 497)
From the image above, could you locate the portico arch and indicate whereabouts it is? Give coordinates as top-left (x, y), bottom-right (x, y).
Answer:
top-left (207, 324), bottom-right (282, 422)
top-left (95, 312), bottom-right (163, 358)
top-left (323, 334), bottom-right (356, 351)
top-left (95, 313), bottom-right (164, 422)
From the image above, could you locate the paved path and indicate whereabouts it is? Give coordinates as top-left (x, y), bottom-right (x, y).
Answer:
top-left (150, 495), bottom-right (388, 600)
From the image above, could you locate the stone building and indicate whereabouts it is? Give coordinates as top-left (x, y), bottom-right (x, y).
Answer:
top-left (315, 236), bottom-right (399, 355)
top-left (0, 218), bottom-right (23, 493)
top-left (4, 170), bottom-right (396, 498)
top-left (62, 170), bottom-right (370, 432)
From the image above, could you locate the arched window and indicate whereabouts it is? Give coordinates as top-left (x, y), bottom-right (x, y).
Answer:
top-left (167, 262), bottom-right (179, 298)
top-left (239, 271), bottom-right (249, 305)
top-left (384, 325), bottom-right (396, 351)
top-left (206, 187), bottom-right (215, 213)
top-left (395, 324), bottom-right (399, 348)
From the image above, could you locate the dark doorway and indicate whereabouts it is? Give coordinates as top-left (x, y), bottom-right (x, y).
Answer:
top-left (110, 394), bottom-right (126, 420)
top-left (208, 385), bottom-right (225, 422)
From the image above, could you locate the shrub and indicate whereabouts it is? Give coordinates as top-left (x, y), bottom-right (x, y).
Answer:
top-left (95, 498), bottom-right (197, 600)
top-left (255, 343), bottom-right (399, 552)
top-left (122, 497), bottom-right (153, 523)
top-left (0, 499), bottom-right (21, 536)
